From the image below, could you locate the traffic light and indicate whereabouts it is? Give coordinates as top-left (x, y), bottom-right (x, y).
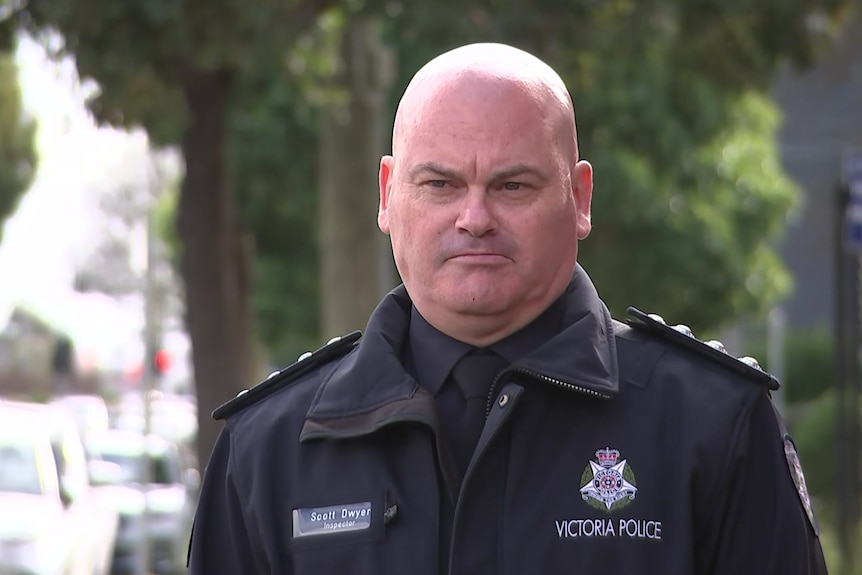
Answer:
top-left (153, 349), bottom-right (172, 374)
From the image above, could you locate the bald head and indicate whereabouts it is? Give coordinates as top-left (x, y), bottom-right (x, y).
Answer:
top-left (392, 43), bottom-right (578, 161)
top-left (378, 42), bottom-right (593, 346)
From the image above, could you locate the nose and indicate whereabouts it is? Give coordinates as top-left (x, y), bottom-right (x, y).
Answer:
top-left (455, 188), bottom-right (497, 237)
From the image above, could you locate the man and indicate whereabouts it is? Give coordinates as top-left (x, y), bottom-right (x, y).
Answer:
top-left (188, 43), bottom-right (827, 574)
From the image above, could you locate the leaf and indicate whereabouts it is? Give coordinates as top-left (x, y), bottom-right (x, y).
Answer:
top-left (0, 52), bottom-right (37, 243)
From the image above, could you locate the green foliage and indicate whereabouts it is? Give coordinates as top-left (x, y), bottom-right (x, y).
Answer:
top-left (748, 328), bottom-right (836, 404)
top-left (229, 67), bottom-right (322, 365)
top-left (817, 518), bottom-right (862, 575)
top-left (789, 387), bottom-right (862, 548)
top-left (5, 0), bottom-right (338, 144)
top-left (790, 390), bottom-right (841, 510)
top-left (381, 1), bottom-right (850, 333)
top-left (235, 0), bottom-right (852, 354)
top-left (153, 177), bottom-right (180, 263)
top-left (287, 9), bottom-right (349, 109)
top-left (137, 63), bottom-right (323, 364)
top-left (0, 51), bottom-right (36, 241)
top-left (0, 1), bottom-right (17, 51)
top-left (534, 0), bottom-right (822, 331)
top-left (784, 390), bottom-right (862, 574)
top-left (581, 92), bottom-right (798, 332)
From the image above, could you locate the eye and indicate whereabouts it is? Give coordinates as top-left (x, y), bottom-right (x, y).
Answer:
top-left (427, 180), bottom-right (448, 188)
top-left (502, 182), bottom-right (523, 191)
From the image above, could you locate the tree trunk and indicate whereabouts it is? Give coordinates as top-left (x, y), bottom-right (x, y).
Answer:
top-left (177, 68), bottom-right (253, 468)
top-left (319, 18), bottom-right (397, 337)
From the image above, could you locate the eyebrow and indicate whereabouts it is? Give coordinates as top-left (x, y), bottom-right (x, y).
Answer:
top-left (407, 162), bottom-right (549, 183)
top-left (408, 162), bottom-right (462, 182)
top-left (489, 164), bottom-right (550, 183)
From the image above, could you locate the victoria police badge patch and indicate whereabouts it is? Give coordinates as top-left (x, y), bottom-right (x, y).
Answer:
top-left (783, 434), bottom-right (818, 535)
top-left (580, 448), bottom-right (638, 513)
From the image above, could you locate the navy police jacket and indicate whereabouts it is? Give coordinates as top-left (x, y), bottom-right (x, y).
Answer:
top-left (188, 270), bottom-right (827, 574)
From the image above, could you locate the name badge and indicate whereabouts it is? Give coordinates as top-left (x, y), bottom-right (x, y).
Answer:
top-left (292, 501), bottom-right (373, 538)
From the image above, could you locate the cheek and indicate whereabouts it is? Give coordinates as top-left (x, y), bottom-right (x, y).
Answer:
top-left (391, 202), bottom-right (441, 245)
top-left (515, 207), bottom-right (578, 259)
top-left (388, 208), bottom-right (435, 272)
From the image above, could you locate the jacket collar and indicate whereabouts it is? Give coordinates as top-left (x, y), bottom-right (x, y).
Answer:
top-left (300, 265), bottom-right (618, 440)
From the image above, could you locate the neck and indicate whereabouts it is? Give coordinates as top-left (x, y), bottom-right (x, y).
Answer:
top-left (417, 298), bottom-right (558, 347)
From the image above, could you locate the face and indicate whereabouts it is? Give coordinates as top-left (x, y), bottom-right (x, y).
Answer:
top-left (378, 75), bottom-right (593, 342)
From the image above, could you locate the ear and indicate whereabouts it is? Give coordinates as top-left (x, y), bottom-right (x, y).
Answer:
top-left (573, 160), bottom-right (593, 239)
top-left (378, 156), bottom-right (395, 234)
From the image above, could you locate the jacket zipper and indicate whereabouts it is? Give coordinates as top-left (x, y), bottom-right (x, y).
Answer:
top-left (484, 367), bottom-right (612, 416)
top-left (447, 372), bottom-right (612, 573)
top-left (449, 384), bottom-right (522, 575)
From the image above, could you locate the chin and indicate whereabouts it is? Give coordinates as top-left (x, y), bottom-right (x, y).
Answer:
top-left (444, 286), bottom-right (513, 315)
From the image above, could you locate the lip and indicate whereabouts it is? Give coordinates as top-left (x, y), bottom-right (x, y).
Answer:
top-left (449, 253), bottom-right (509, 264)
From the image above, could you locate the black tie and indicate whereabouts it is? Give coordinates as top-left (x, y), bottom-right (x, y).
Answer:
top-left (449, 349), bottom-right (508, 474)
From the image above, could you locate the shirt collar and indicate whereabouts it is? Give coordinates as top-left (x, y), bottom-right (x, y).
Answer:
top-left (408, 306), bottom-right (472, 396)
top-left (407, 292), bottom-right (566, 396)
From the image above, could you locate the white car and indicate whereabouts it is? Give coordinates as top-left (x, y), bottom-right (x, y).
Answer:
top-left (49, 394), bottom-right (110, 438)
top-left (0, 400), bottom-right (118, 575)
top-left (111, 393), bottom-right (197, 448)
top-left (86, 430), bottom-right (197, 575)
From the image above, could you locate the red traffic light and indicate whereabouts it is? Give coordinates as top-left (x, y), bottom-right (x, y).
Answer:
top-left (153, 350), bottom-right (172, 373)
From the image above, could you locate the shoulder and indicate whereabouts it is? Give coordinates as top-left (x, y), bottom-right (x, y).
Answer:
top-left (614, 307), bottom-right (785, 484)
top-left (212, 331), bottom-right (362, 423)
top-left (613, 306), bottom-right (778, 399)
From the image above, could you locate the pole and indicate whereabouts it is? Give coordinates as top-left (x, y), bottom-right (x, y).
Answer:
top-left (136, 168), bottom-right (161, 575)
top-left (143, 208), bottom-right (157, 574)
top-left (850, 250), bottom-right (862, 562)
top-left (767, 307), bottom-right (786, 412)
top-left (836, 183), bottom-right (851, 573)
top-left (839, 145), bottom-right (862, 574)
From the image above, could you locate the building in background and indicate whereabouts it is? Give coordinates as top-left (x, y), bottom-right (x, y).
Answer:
top-left (773, 10), bottom-right (862, 330)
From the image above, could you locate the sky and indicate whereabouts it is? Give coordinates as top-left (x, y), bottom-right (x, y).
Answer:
top-left (0, 34), bottom-right (183, 373)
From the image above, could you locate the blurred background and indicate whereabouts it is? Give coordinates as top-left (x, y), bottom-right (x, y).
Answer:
top-left (0, 1), bottom-right (860, 573)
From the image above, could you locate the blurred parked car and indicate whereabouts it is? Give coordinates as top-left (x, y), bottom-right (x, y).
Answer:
top-left (0, 400), bottom-right (118, 575)
top-left (111, 392), bottom-right (197, 448)
top-left (86, 430), bottom-right (198, 575)
top-left (50, 394), bottom-right (110, 438)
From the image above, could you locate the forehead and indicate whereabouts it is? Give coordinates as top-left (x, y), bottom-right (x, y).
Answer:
top-left (398, 76), bottom-right (564, 171)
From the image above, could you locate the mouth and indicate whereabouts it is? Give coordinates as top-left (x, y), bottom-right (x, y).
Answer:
top-left (449, 253), bottom-right (510, 264)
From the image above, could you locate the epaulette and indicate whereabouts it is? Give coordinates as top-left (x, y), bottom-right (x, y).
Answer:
top-left (626, 307), bottom-right (780, 391)
top-left (212, 331), bottom-right (362, 421)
